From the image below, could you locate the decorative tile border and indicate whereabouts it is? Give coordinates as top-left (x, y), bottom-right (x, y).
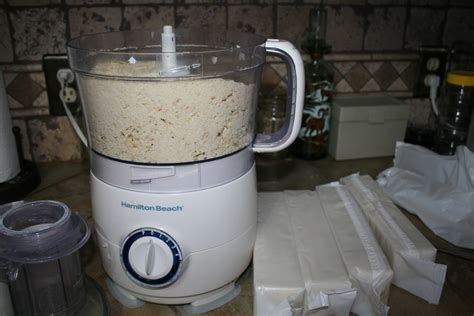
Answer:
top-left (1, 52), bottom-right (422, 162)
top-left (261, 52), bottom-right (418, 96)
top-left (4, 70), bottom-right (49, 110)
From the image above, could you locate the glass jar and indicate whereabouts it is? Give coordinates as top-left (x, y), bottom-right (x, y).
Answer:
top-left (256, 95), bottom-right (288, 159)
top-left (434, 71), bottom-right (474, 155)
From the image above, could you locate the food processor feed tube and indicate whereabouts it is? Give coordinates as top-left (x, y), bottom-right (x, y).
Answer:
top-left (67, 26), bottom-right (304, 312)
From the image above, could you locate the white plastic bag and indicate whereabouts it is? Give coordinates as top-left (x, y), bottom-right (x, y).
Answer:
top-left (342, 174), bottom-right (447, 304)
top-left (254, 191), bottom-right (357, 316)
top-left (254, 192), bottom-right (306, 316)
top-left (317, 184), bottom-right (393, 316)
top-left (377, 142), bottom-right (474, 249)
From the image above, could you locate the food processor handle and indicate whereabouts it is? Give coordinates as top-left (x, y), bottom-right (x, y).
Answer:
top-left (253, 39), bottom-right (305, 153)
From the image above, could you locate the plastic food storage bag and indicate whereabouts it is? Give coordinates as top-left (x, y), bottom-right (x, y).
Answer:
top-left (254, 191), bottom-right (357, 316)
top-left (317, 184), bottom-right (393, 316)
top-left (377, 142), bottom-right (474, 249)
top-left (342, 174), bottom-right (447, 304)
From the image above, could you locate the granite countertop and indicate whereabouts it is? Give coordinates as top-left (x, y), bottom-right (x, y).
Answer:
top-left (26, 155), bottom-right (474, 316)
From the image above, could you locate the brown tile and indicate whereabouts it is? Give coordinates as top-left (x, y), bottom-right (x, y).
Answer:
top-left (10, 8), bottom-right (66, 61)
top-left (123, 6), bottom-right (174, 30)
top-left (228, 5), bottom-right (273, 38)
top-left (443, 8), bottom-right (474, 46)
top-left (11, 118), bottom-right (32, 161)
top-left (332, 66), bottom-right (343, 86)
top-left (326, 6), bottom-right (364, 52)
top-left (326, 53), bottom-right (372, 62)
top-left (29, 72), bottom-right (46, 88)
top-left (391, 61), bottom-right (410, 75)
top-left (371, 52), bottom-right (418, 60)
top-left (182, 0), bottom-right (225, 3)
top-left (368, 0), bottom-right (407, 3)
top-left (271, 63), bottom-right (288, 81)
top-left (334, 78), bottom-right (353, 93)
top-left (6, 73), bottom-right (43, 107)
top-left (27, 116), bottom-right (82, 162)
top-left (276, 5), bottom-right (312, 50)
top-left (10, 107), bottom-right (49, 118)
top-left (365, 7), bottom-right (407, 51)
top-left (406, 98), bottom-right (431, 127)
top-left (68, 7), bottom-right (122, 38)
top-left (32, 90), bottom-right (49, 107)
top-left (449, 0), bottom-right (474, 5)
top-left (360, 78), bottom-right (381, 92)
top-left (0, 10), bottom-right (13, 62)
top-left (323, 0), bottom-right (363, 4)
top-left (363, 61), bottom-right (383, 74)
top-left (260, 64), bottom-right (282, 96)
top-left (373, 62), bottom-right (399, 91)
top-left (3, 72), bottom-right (17, 87)
top-left (122, 0), bottom-right (172, 3)
top-left (175, 5), bottom-right (225, 29)
top-left (228, 0), bottom-right (273, 3)
top-left (7, 0), bottom-right (60, 5)
top-left (273, 80), bottom-right (288, 96)
top-left (387, 77), bottom-right (408, 91)
top-left (66, 0), bottom-right (111, 4)
top-left (333, 61), bottom-right (356, 75)
top-left (1, 63), bottom-right (42, 72)
top-left (405, 8), bottom-right (445, 49)
top-left (8, 96), bottom-right (23, 109)
top-left (400, 61), bottom-right (417, 92)
top-left (344, 62), bottom-right (370, 91)
top-left (410, 0), bottom-right (447, 5)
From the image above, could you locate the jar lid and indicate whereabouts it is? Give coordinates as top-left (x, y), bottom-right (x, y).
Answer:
top-left (0, 200), bottom-right (90, 264)
top-left (447, 71), bottom-right (474, 87)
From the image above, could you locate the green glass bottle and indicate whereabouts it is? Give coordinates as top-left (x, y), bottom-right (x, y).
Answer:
top-left (292, 8), bottom-right (334, 160)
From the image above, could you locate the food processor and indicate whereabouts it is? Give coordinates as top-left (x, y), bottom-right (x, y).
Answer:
top-left (65, 26), bottom-right (304, 312)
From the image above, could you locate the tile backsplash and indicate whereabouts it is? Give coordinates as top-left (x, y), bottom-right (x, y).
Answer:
top-left (1, 0), bottom-right (474, 162)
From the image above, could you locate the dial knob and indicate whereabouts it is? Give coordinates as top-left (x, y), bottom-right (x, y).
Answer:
top-left (121, 228), bottom-right (182, 287)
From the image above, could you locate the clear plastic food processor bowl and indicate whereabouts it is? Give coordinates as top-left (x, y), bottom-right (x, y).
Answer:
top-left (68, 28), bottom-right (267, 164)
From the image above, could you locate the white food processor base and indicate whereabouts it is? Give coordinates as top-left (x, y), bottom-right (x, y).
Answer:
top-left (106, 277), bottom-right (241, 314)
top-left (91, 163), bottom-right (257, 313)
top-left (106, 277), bottom-right (145, 309)
top-left (182, 282), bottom-right (241, 314)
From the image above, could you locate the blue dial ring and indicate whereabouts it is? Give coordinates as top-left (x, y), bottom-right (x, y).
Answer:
top-left (121, 229), bottom-right (182, 287)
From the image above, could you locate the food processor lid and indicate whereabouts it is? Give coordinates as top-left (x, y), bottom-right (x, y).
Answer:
top-left (67, 27), bottom-right (267, 79)
top-left (67, 27), bottom-right (266, 53)
top-left (0, 200), bottom-right (90, 264)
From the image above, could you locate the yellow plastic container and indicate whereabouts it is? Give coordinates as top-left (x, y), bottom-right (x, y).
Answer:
top-left (435, 71), bottom-right (474, 155)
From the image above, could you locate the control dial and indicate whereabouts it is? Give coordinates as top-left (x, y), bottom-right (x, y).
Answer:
top-left (121, 228), bottom-right (182, 287)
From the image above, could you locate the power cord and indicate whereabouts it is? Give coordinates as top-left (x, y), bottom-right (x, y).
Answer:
top-left (424, 74), bottom-right (440, 117)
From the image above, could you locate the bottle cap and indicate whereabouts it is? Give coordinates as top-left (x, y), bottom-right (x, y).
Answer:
top-left (447, 71), bottom-right (474, 87)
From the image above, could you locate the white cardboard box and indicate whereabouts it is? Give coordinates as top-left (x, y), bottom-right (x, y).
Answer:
top-left (329, 95), bottom-right (409, 160)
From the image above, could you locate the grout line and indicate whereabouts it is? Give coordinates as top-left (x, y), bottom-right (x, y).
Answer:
top-left (31, 167), bottom-right (88, 195)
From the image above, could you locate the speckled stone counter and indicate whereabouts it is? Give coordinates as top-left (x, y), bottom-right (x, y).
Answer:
top-left (26, 155), bottom-right (474, 316)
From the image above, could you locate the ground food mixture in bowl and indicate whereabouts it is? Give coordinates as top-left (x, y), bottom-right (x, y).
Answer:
top-left (78, 74), bottom-right (257, 164)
